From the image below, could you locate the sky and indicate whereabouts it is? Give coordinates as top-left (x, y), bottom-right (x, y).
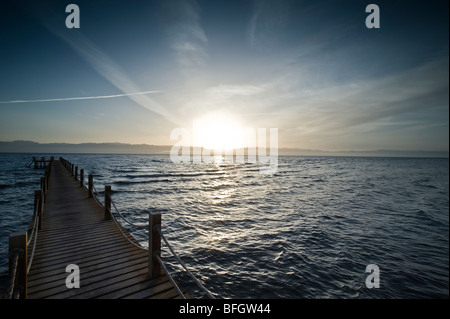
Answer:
top-left (0, 0), bottom-right (448, 151)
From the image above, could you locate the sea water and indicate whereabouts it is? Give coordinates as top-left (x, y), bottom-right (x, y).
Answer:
top-left (0, 153), bottom-right (448, 298)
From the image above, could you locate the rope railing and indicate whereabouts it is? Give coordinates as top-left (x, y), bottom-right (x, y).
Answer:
top-left (106, 191), bottom-right (215, 298)
top-left (155, 254), bottom-right (186, 299)
top-left (91, 182), bottom-right (105, 208)
top-left (6, 252), bottom-right (19, 299)
top-left (155, 226), bottom-right (215, 299)
top-left (107, 206), bottom-right (149, 251)
top-left (27, 209), bottom-right (40, 274)
top-left (111, 199), bottom-right (148, 228)
top-left (7, 158), bottom-right (52, 299)
top-left (26, 202), bottom-right (39, 247)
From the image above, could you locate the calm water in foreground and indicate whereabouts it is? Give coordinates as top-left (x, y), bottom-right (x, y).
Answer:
top-left (0, 153), bottom-right (448, 298)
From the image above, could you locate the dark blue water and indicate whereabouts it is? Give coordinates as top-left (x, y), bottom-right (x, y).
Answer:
top-left (0, 153), bottom-right (448, 298)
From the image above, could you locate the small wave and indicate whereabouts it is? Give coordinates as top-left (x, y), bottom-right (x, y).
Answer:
top-left (413, 179), bottom-right (438, 189)
top-left (124, 173), bottom-right (165, 179)
top-left (113, 179), bottom-right (173, 186)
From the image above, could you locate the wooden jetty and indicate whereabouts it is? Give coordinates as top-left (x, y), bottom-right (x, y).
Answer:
top-left (5, 158), bottom-right (211, 299)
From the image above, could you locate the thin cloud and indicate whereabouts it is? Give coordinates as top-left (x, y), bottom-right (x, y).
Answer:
top-left (247, 0), bottom-right (289, 49)
top-left (206, 84), bottom-right (264, 98)
top-left (0, 90), bottom-right (161, 104)
top-left (271, 57), bottom-right (449, 136)
top-left (31, 7), bottom-right (180, 125)
top-left (163, 0), bottom-right (208, 72)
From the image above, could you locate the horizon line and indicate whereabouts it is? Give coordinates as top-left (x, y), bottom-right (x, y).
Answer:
top-left (0, 140), bottom-right (448, 156)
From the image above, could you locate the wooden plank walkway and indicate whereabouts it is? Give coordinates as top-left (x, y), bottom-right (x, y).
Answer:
top-left (27, 160), bottom-right (186, 299)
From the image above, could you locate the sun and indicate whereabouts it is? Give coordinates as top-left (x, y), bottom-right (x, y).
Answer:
top-left (193, 113), bottom-right (245, 151)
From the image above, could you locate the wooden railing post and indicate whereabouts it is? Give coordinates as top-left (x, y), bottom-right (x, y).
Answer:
top-left (149, 212), bottom-right (161, 278)
top-left (75, 166), bottom-right (78, 181)
top-left (9, 231), bottom-right (28, 299)
top-left (104, 186), bottom-right (112, 220)
top-left (80, 169), bottom-right (84, 188)
top-left (88, 175), bottom-right (93, 198)
top-left (71, 164), bottom-right (74, 176)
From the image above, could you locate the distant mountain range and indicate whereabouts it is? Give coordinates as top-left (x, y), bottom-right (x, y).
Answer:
top-left (0, 140), bottom-right (448, 158)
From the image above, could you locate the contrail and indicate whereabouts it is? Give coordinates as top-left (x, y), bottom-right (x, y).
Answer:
top-left (23, 4), bottom-right (181, 125)
top-left (0, 90), bottom-right (161, 104)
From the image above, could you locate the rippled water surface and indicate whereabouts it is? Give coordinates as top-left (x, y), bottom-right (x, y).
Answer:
top-left (0, 153), bottom-right (448, 298)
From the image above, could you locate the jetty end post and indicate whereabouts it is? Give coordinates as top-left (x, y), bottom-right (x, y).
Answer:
top-left (149, 212), bottom-right (161, 278)
top-left (88, 175), bottom-right (93, 198)
top-left (9, 231), bottom-right (28, 299)
top-left (104, 186), bottom-right (112, 220)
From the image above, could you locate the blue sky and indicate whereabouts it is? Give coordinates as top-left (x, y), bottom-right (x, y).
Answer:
top-left (0, 0), bottom-right (448, 151)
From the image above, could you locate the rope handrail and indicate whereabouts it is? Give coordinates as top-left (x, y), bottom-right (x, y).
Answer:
top-left (155, 225), bottom-right (215, 299)
top-left (9, 164), bottom-right (48, 298)
top-left (89, 174), bottom-right (148, 229)
top-left (7, 251), bottom-right (19, 299)
top-left (110, 198), bottom-right (148, 228)
top-left (155, 254), bottom-right (186, 299)
top-left (27, 204), bottom-right (39, 247)
top-left (91, 182), bottom-right (148, 250)
top-left (91, 183), bottom-right (105, 208)
top-left (82, 174), bottom-right (89, 192)
top-left (107, 207), bottom-right (149, 251)
top-left (91, 180), bottom-right (148, 250)
top-left (27, 213), bottom-right (40, 274)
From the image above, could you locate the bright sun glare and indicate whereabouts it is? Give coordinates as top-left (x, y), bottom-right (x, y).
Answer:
top-left (193, 113), bottom-right (245, 151)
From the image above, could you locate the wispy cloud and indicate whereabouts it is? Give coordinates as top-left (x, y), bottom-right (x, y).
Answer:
top-left (247, 0), bottom-right (289, 49)
top-left (164, 0), bottom-right (208, 72)
top-left (261, 57), bottom-right (449, 147)
top-left (31, 7), bottom-right (180, 125)
top-left (0, 90), bottom-right (161, 104)
top-left (206, 84), bottom-right (264, 98)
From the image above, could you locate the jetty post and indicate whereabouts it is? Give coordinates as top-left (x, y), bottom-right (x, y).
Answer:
top-left (88, 174), bottom-right (93, 198)
top-left (80, 169), bottom-right (84, 188)
top-left (104, 186), bottom-right (112, 220)
top-left (8, 232), bottom-right (28, 299)
top-left (149, 212), bottom-right (161, 278)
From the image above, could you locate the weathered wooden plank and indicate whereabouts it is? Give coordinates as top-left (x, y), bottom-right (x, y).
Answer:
top-left (47, 263), bottom-right (150, 299)
top-left (123, 280), bottom-right (175, 299)
top-left (28, 247), bottom-right (146, 284)
top-left (28, 257), bottom-right (150, 298)
top-left (70, 274), bottom-right (169, 299)
top-left (95, 275), bottom-right (170, 299)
